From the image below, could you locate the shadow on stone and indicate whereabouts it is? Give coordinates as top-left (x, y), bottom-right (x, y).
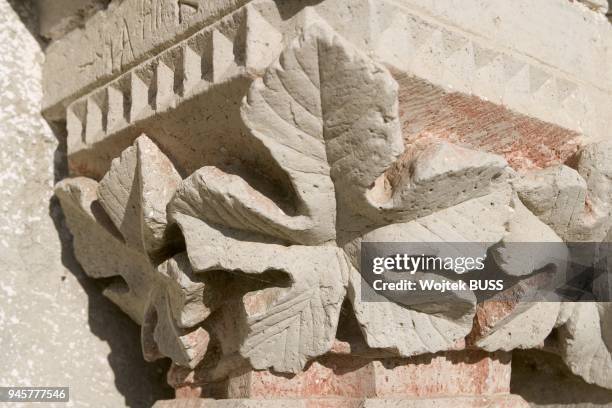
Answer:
top-left (16, 11), bottom-right (177, 407)
top-left (47, 120), bottom-right (174, 407)
top-left (274, 0), bottom-right (325, 20)
top-left (5, 1), bottom-right (180, 403)
top-left (511, 349), bottom-right (612, 406)
top-left (6, 0), bottom-right (48, 49)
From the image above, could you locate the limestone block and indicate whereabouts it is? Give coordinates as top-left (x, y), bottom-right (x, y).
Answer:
top-left (376, 0), bottom-right (612, 140)
top-left (44, 0), bottom-right (612, 145)
top-left (224, 356), bottom-right (376, 399)
top-left (221, 351), bottom-right (511, 399)
top-left (59, 2), bottom-right (588, 187)
top-left (167, 350), bottom-right (515, 401)
top-left (42, 0), bottom-right (252, 116)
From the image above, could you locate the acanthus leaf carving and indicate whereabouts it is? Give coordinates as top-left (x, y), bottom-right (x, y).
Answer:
top-left (165, 209), bottom-right (349, 374)
top-left (53, 13), bottom-right (612, 391)
top-left (239, 20), bottom-right (405, 241)
top-left (56, 134), bottom-right (213, 369)
top-left (56, 176), bottom-right (155, 324)
top-left (344, 188), bottom-right (514, 357)
top-left (97, 134), bottom-right (182, 260)
top-left (142, 252), bottom-right (225, 368)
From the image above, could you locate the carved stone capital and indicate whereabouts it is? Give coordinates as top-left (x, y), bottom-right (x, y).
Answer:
top-left (47, 0), bottom-right (612, 404)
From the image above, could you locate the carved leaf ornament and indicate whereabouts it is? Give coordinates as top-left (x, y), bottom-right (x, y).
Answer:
top-left (55, 19), bottom-right (612, 386)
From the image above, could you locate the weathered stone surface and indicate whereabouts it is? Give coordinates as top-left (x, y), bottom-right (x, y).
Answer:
top-left (241, 20), bottom-right (403, 236)
top-left (222, 351), bottom-right (512, 399)
top-left (42, 0), bottom-right (251, 116)
top-left (167, 210), bottom-right (349, 373)
top-left (44, 0), bottom-right (612, 147)
top-left (548, 302), bottom-right (612, 390)
top-left (515, 164), bottom-right (588, 241)
top-left (468, 198), bottom-right (565, 351)
top-left (40, 0), bottom-right (612, 404)
top-left (158, 253), bottom-right (223, 329)
top-left (141, 253), bottom-right (220, 368)
top-left (349, 186), bottom-right (514, 259)
top-left (59, 1), bottom-right (594, 183)
top-left (168, 166), bottom-right (325, 245)
top-left (167, 350), bottom-right (515, 401)
top-left (56, 176), bottom-right (156, 323)
top-left (490, 197), bottom-right (566, 277)
top-left (574, 140), bottom-right (612, 239)
top-left (154, 395), bottom-right (529, 408)
top-left (36, 0), bottom-right (110, 40)
top-left (98, 134), bottom-right (181, 259)
top-left (56, 135), bottom-right (218, 369)
top-left (1, 1), bottom-right (171, 404)
top-left (347, 266), bottom-right (472, 357)
top-left (370, 141), bottom-right (511, 225)
top-left (470, 302), bottom-right (560, 352)
top-left (516, 140), bottom-right (612, 242)
top-left (344, 188), bottom-right (514, 357)
top-left (142, 290), bottom-right (211, 369)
